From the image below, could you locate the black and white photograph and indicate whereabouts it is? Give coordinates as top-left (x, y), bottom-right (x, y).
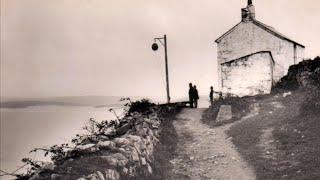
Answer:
top-left (1, 0), bottom-right (320, 179)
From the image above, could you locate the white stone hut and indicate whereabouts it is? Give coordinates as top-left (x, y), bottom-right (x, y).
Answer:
top-left (215, 0), bottom-right (305, 96)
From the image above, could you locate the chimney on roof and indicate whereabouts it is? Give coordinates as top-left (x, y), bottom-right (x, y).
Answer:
top-left (242, 0), bottom-right (255, 21)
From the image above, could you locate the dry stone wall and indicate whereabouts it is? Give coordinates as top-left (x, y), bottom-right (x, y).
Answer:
top-left (72, 114), bottom-right (161, 180)
top-left (29, 106), bottom-right (180, 180)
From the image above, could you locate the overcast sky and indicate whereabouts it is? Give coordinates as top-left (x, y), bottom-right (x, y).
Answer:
top-left (1, 0), bottom-right (319, 99)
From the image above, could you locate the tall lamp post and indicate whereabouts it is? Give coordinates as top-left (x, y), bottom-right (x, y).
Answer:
top-left (152, 35), bottom-right (170, 104)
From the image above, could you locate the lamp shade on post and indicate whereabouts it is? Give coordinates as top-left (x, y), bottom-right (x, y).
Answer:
top-left (152, 43), bottom-right (159, 51)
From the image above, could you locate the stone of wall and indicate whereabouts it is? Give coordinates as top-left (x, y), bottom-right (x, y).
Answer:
top-left (216, 105), bottom-right (232, 122)
top-left (221, 52), bottom-right (273, 96)
top-left (217, 21), bottom-right (305, 89)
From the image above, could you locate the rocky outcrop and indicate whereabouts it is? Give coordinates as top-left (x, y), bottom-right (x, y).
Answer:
top-left (274, 57), bottom-right (320, 90)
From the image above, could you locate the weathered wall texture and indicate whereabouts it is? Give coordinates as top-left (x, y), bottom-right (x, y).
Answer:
top-left (221, 52), bottom-right (273, 96)
top-left (217, 21), bottom-right (304, 90)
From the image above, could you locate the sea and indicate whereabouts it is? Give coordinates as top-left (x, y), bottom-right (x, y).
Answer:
top-left (0, 105), bottom-right (124, 177)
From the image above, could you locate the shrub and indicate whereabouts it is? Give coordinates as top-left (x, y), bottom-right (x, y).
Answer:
top-left (121, 98), bottom-right (156, 116)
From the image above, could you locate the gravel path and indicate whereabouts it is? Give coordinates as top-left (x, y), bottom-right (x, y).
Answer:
top-left (168, 108), bottom-right (256, 180)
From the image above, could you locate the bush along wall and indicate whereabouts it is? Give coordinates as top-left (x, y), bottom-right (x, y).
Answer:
top-left (17, 99), bottom-right (181, 180)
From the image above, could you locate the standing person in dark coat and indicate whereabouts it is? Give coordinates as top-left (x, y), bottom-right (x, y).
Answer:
top-left (188, 83), bottom-right (194, 108)
top-left (193, 85), bottom-right (199, 108)
top-left (209, 86), bottom-right (214, 105)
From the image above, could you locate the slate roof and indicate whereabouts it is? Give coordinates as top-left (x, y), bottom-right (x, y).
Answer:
top-left (215, 19), bottom-right (305, 48)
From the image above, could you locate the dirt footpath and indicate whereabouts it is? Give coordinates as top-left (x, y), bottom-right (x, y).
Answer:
top-left (168, 108), bottom-right (256, 180)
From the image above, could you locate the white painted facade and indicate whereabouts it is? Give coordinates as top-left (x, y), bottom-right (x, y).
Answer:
top-left (215, 1), bottom-right (305, 96)
top-left (221, 51), bottom-right (274, 96)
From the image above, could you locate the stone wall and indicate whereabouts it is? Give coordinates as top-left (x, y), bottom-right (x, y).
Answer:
top-left (29, 105), bottom-right (181, 180)
top-left (75, 114), bottom-right (160, 180)
top-left (221, 52), bottom-right (273, 96)
top-left (217, 21), bottom-right (304, 89)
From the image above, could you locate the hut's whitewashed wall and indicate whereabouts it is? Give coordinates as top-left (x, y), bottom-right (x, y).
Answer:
top-left (221, 52), bottom-right (273, 97)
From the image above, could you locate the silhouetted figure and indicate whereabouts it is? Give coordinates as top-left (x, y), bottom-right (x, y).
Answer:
top-left (209, 86), bottom-right (214, 105)
top-left (188, 83), bottom-right (194, 108)
top-left (193, 85), bottom-right (199, 108)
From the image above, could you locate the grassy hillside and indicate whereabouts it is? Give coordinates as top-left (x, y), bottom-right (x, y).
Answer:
top-left (227, 90), bottom-right (320, 180)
